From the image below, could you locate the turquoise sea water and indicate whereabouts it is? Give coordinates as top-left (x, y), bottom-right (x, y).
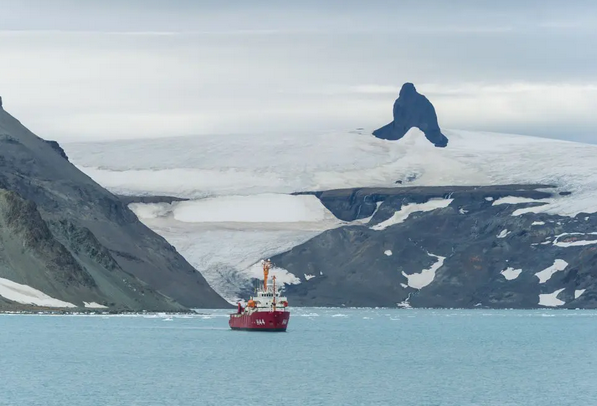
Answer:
top-left (1, 308), bottom-right (597, 406)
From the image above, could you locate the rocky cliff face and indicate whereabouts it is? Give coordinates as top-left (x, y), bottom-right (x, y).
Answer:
top-left (373, 83), bottom-right (448, 147)
top-left (0, 189), bottom-right (185, 311)
top-left (275, 186), bottom-right (597, 309)
top-left (0, 102), bottom-right (229, 311)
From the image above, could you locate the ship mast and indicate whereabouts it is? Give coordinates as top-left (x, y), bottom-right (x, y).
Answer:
top-left (262, 259), bottom-right (271, 291)
top-left (273, 275), bottom-right (277, 311)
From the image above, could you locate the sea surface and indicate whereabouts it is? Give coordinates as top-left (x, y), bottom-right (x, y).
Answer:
top-left (1, 308), bottom-right (597, 406)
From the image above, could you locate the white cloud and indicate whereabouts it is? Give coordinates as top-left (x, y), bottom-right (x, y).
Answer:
top-left (1, 1), bottom-right (597, 143)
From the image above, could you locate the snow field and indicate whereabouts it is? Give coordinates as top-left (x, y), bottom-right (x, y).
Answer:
top-left (131, 194), bottom-right (337, 224)
top-left (65, 128), bottom-right (597, 217)
top-left (0, 277), bottom-right (77, 308)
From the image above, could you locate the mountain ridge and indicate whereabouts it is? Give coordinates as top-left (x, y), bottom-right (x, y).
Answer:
top-left (60, 124), bottom-right (597, 308)
top-left (0, 102), bottom-right (230, 311)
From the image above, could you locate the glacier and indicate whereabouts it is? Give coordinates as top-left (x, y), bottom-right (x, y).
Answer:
top-left (65, 128), bottom-right (597, 217)
top-left (62, 128), bottom-right (597, 303)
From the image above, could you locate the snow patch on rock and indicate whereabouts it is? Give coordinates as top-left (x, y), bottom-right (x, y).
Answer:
top-left (84, 302), bottom-right (108, 309)
top-left (553, 232), bottom-right (597, 247)
top-left (512, 204), bottom-right (552, 216)
top-left (352, 201), bottom-right (382, 225)
top-left (492, 196), bottom-right (548, 206)
top-left (497, 229), bottom-right (511, 239)
top-left (535, 259), bottom-right (568, 283)
top-left (501, 267), bottom-right (522, 280)
top-left (539, 288), bottom-right (565, 307)
top-left (401, 253), bottom-right (445, 289)
top-left (0, 277), bottom-right (77, 308)
top-left (574, 289), bottom-right (586, 299)
top-left (371, 199), bottom-right (453, 231)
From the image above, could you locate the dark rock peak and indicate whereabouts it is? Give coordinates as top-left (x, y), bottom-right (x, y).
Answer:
top-left (0, 96), bottom-right (3, 108)
top-left (45, 140), bottom-right (69, 161)
top-left (399, 82), bottom-right (417, 98)
top-left (373, 82), bottom-right (449, 148)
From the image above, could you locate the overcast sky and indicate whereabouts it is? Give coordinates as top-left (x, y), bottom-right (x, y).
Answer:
top-left (1, 0), bottom-right (596, 143)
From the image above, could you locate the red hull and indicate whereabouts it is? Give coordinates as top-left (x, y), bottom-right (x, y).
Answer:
top-left (229, 310), bottom-right (290, 331)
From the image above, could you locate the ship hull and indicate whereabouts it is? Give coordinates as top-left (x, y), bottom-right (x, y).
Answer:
top-left (229, 310), bottom-right (290, 331)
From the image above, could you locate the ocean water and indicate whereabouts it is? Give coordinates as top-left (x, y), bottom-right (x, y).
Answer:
top-left (1, 308), bottom-right (597, 406)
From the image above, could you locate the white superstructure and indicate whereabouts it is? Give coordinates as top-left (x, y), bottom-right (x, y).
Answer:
top-left (244, 259), bottom-right (289, 312)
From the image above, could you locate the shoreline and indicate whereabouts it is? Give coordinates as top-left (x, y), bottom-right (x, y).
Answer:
top-left (2, 306), bottom-right (595, 316)
top-left (0, 308), bottom-right (213, 316)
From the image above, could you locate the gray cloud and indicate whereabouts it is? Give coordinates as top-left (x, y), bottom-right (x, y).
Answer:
top-left (0, 0), bottom-right (596, 143)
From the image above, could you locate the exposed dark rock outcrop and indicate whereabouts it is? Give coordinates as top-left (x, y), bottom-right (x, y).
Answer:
top-left (0, 189), bottom-right (185, 311)
top-left (0, 106), bottom-right (230, 311)
top-left (45, 140), bottom-right (69, 161)
top-left (118, 195), bottom-right (189, 205)
top-left (295, 184), bottom-right (553, 222)
top-left (275, 186), bottom-right (597, 309)
top-left (0, 189), bottom-right (96, 289)
top-left (373, 83), bottom-right (449, 147)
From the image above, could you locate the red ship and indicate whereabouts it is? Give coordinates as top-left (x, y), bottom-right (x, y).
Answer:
top-left (229, 259), bottom-right (290, 332)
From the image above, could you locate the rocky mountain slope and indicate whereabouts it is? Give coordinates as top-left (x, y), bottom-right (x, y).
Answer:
top-left (276, 185), bottom-right (597, 308)
top-left (0, 100), bottom-right (229, 311)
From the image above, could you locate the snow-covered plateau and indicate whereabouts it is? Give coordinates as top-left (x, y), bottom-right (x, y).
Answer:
top-left (66, 128), bottom-right (597, 216)
top-left (63, 128), bottom-right (597, 305)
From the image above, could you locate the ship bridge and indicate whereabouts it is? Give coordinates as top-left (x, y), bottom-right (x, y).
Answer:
top-left (254, 286), bottom-right (288, 310)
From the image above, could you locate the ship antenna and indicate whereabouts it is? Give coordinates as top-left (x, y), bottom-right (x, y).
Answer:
top-left (273, 275), bottom-right (277, 311)
top-left (263, 259), bottom-right (270, 291)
